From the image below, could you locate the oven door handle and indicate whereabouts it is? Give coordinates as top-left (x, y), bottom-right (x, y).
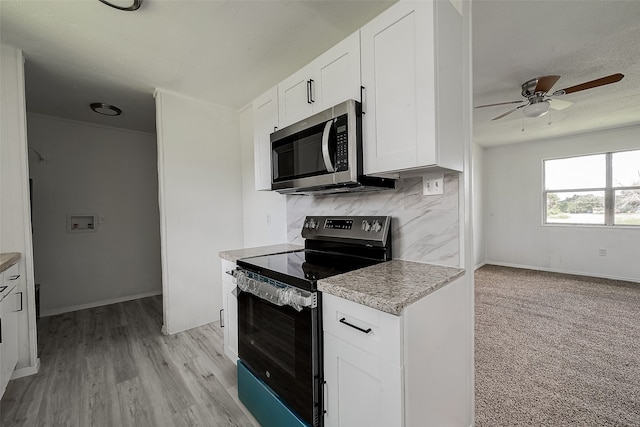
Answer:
top-left (321, 119), bottom-right (335, 173)
top-left (234, 269), bottom-right (317, 311)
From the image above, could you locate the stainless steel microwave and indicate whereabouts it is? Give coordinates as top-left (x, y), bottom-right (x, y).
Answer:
top-left (270, 99), bottom-right (394, 195)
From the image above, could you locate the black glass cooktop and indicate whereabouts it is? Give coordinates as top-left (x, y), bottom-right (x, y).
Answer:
top-left (237, 250), bottom-right (382, 292)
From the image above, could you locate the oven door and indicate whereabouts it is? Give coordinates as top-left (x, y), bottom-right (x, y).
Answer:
top-left (238, 288), bottom-right (322, 426)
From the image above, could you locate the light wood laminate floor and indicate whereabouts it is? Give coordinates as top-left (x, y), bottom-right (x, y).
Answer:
top-left (1, 296), bottom-right (259, 427)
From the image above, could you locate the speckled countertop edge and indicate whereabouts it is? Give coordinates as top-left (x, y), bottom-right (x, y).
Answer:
top-left (318, 260), bottom-right (465, 316)
top-left (1, 253), bottom-right (21, 302)
top-left (219, 243), bottom-right (303, 263)
top-left (0, 252), bottom-right (21, 274)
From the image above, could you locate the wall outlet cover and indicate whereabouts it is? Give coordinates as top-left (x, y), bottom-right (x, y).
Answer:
top-left (423, 174), bottom-right (444, 196)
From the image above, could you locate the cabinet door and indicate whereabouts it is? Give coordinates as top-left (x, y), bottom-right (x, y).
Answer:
top-left (360, 1), bottom-right (437, 175)
top-left (313, 31), bottom-right (361, 112)
top-left (324, 333), bottom-right (403, 427)
top-left (252, 87), bottom-right (279, 191)
top-left (220, 260), bottom-right (238, 363)
top-left (222, 278), bottom-right (238, 363)
top-left (278, 31), bottom-right (361, 129)
top-left (1, 285), bottom-right (20, 396)
top-left (278, 64), bottom-right (314, 128)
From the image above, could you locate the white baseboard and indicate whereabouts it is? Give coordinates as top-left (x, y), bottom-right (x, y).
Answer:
top-left (485, 261), bottom-right (639, 283)
top-left (474, 261), bottom-right (487, 270)
top-left (11, 358), bottom-right (40, 380)
top-left (40, 290), bottom-right (162, 317)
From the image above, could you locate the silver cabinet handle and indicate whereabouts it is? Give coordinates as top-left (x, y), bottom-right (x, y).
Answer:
top-left (219, 308), bottom-right (224, 327)
top-left (17, 292), bottom-right (23, 312)
top-left (321, 120), bottom-right (335, 173)
top-left (9, 274), bottom-right (20, 280)
top-left (323, 380), bottom-right (328, 415)
top-left (306, 79), bottom-right (316, 103)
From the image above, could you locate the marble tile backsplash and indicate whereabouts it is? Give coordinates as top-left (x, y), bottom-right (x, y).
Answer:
top-left (287, 174), bottom-right (460, 266)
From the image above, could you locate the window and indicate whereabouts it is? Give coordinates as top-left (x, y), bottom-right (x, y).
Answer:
top-left (544, 149), bottom-right (640, 226)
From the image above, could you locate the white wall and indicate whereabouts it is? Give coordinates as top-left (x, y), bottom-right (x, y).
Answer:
top-left (473, 142), bottom-right (485, 268)
top-left (0, 44), bottom-right (38, 376)
top-left (155, 90), bottom-right (243, 334)
top-left (26, 114), bottom-right (161, 316)
top-left (238, 106), bottom-right (287, 247)
top-left (484, 125), bottom-right (640, 282)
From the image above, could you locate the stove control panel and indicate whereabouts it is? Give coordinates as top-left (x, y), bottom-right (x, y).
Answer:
top-left (302, 216), bottom-right (391, 244)
top-left (325, 219), bottom-right (353, 230)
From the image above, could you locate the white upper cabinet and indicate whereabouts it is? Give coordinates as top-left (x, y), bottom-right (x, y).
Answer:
top-left (252, 87), bottom-right (278, 191)
top-left (360, 0), bottom-right (463, 175)
top-left (278, 64), bottom-right (315, 128)
top-left (278, 31), bottom-right (361, 128)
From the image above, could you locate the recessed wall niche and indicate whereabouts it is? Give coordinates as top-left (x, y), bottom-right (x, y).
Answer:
top-left (66, 214), bottom-right (98, 233)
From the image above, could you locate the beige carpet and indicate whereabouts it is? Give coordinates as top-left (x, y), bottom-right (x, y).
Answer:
top-left (475, 265), bottom-right (640, 426)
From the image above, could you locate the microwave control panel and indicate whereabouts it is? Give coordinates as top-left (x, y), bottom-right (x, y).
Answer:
top-left (334, 114), bottom-right (349, 172)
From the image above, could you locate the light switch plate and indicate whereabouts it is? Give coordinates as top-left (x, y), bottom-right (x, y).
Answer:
top-left (423, 174), bottom-right (444, 196)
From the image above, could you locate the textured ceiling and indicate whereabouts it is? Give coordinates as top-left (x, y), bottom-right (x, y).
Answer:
top-left (473, 0), bottom-right (640, 147)
top-left (2, 1), bottom-right (639, 144)
top-left (0, 0), bottom-right (393, 133)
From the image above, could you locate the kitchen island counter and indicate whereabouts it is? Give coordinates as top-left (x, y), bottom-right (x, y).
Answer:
top-left (218, 243), bottom-right (303, 263)
top-left (318, 260), bottom-right (464, 315)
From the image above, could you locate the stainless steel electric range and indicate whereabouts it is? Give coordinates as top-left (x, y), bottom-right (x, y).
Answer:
top-left (232, 216), bottom-right (392, 427)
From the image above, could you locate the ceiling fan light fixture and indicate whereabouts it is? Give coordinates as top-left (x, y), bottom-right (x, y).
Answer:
top-left (523, 100), bottom-right (550, 118)
top-left (90, 103), bottom-right (122, 116)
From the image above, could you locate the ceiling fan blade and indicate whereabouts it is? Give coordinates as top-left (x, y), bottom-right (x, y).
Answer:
top-left (492, 105), bottom-right (525, 120)
top-left (534, 75), bottom-right (561, 93)
top-left (475, 100), bottom-right (524, 108)
top-left (554, 73), bottom-right (624, 95)
top-left (549, 99), bottom-right (573, 111)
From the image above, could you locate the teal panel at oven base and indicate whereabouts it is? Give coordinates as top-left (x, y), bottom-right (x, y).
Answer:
top-left (237, 360), bottom-right (310, 427)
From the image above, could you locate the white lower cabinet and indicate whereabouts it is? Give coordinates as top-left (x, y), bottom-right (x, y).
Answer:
top-left (322, 275), bottom-right (471, 427)
top-left (220, 259), bottom-right (238, 363)
top-left (323, 292), bottom-right (403, 427)
top-left (324, 333), bottom-right (403, 427)
top-left (1, 263), bottom-right (21, 397)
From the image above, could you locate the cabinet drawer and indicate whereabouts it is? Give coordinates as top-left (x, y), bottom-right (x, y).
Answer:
top-left (1, 263), bottom-right (20, 301)
top-left (323, 293), bottom-right (401, 366)
top-left (2, 263), bottom-right (19, 284)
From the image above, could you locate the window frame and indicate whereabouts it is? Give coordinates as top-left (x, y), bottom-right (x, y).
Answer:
top-left (543, 149), bottom-right (640, 227)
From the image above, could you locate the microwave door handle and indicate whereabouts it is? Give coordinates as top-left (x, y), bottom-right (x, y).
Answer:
top-left (321, 120), bottom-right (335, 173)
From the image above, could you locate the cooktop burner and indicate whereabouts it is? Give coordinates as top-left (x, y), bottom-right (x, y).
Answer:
top-left (237, 216), bottom-right (392, 292)
top-left (237, 250), bottom-right (382, 292)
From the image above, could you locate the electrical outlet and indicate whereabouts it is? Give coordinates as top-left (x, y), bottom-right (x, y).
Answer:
top-left (423, 174), bottom-right (444, 196)
top-left (599, 248), bottom-right (607, 256)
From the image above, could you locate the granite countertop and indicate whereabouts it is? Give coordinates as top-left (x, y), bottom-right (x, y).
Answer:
top-left (219, 243), bottom-right (303, 263)
top-left (0, 252), bottom-right (21, 274)
top-left (318, 260), bottom-right (465, 316)
top-left (1, 252), bottom-right (21, 302)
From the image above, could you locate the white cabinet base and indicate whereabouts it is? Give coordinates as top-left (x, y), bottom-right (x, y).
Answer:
top-left (220, 259), bottom-right (238, 364)
top-left (1, 263), bottom-right (21, 397)
top-left (323, 275), bottom-right (472, 427)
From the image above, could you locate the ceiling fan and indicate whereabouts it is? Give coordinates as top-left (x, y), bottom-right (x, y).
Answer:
top-left (475, 73), bottom-right (624, 121)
